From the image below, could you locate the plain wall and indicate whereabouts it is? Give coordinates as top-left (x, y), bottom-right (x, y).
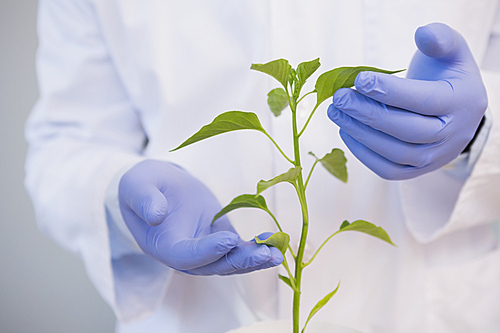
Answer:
top-left (0, 1), bottom-right (115, 332)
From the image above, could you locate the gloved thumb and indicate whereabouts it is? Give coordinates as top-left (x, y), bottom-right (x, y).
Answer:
top-left (122, 184), bottom-right (169, 227)
top-left (414, 22), bottom-right (463, 60)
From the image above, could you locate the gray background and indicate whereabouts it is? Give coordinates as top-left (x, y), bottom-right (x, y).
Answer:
top-left (0, 1), bottom-right (115, 332)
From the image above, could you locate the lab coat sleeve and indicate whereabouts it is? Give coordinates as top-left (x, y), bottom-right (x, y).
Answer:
top-left (25, 0), bottom-right (169, 323)
top-left (399, 70), bottom-right (500, 243)
top-left (447, 71), bottom-right (500, 231)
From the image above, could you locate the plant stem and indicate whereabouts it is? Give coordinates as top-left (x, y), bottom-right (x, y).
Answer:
top-left (292, 180), bottom-right (309, 333)
top-left (290, 92), bottom-right (310, 333)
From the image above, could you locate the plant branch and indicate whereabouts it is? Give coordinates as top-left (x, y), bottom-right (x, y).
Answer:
top-left (303, 230), bottom-right (340, 267)
top-left (285, 85), bottom-right (297, 115)
top-left (298, 103), bottom-right (320, 138)
top-left (288, 246), bottom-right (297, 260)
top-left (263, 132), bottom-right (294, 164)
top-left (266, 208), bottom-right (283, 232)
top-left (304, 159), bottom-right (319, 190)
top-left (282, 256), bottom-right (299, 293)
top-left (297, 90), bottom-right (316, 105)
top-left (265, 208), bottom-right (296, 258)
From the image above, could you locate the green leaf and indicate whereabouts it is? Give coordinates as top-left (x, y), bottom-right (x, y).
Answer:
top-left (212, 194), bottom-right (269, 225)
top-left (257, 167), bottom-right (302, 194)
top-left (255, 231), bottom-right (290, 255)
top-left (339, 220), bottom-right (350, 229)
top-left (170, 111), bottom-right (266, 151)
top-left (302, 281), bottom-right (341, 333)
top-left (318, 149), bottom-right (348, 183)
top-left (297, 58), bottom-right (321, 87)
top-left (315, 66), bottom-right (404, 106)
top-left (338, 220), bottom-right (395, 246)
top-left (251, 59), bottom-right (292, 89)
top-left (278, 274), bottom-right (293, 289)
top-left (267, 88), bottom-right (289, 117)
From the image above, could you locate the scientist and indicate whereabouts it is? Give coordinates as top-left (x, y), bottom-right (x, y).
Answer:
top-left (25, 0), bottom-right (500, 332)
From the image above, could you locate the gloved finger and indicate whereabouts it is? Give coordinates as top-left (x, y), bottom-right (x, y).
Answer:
top-left (218, 247), bottom-right (283, 276)
top-left (182, 240), bottom-right (281, 276)
top-left (119, 178), bottom-right (168, 227)
top-left (222, 231), bottom-right (283, 275)
top-left (414, 22), bottom-right (469, 62)
top-left (329, 106), bottom-right (445, 167)
top-left (331, 89), bottom-right (447, 143)
top-left (119, 207), bottom-right (153, 253)
top-left (339, 130), bottom-right (442, 180)
top-left (354, 71), bottom-right (454, 116)
top-left (154, 230), bottom-right (240, 270)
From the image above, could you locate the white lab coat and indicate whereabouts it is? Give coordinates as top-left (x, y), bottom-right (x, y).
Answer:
top-left (25, 0), bottom-right (500, 332)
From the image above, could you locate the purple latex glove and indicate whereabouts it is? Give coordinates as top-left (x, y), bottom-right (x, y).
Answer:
top-left (327, 22), bottom-right (488, 180)
top-left (118, 160), bottom-right (282, 275)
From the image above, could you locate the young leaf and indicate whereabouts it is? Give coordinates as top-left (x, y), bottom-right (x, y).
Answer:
top-left (297, 58), bottom-right (321, 87)
top-left (278, 274), bottom-right (293, 289)
top-left (338, 220), bottom-right (395, 246)
top-left (170, 111), bottom-right (265, 151)
top-left (257, 167), bottom-right (302, 194)
top-left (212, 194), bottom-right (269, 225)
top-left (255, 231), bottom-right (290, 255)
top-left (251, 59), bottom-right (292, 89)
top-left (319, 149), bottom-right (348, 183)
top-left (315, 66), bottom-right (404, 106)
top-left (302, 281), bottom-right (341, 333)
top-left (267, 88), bottom-right (289, 117)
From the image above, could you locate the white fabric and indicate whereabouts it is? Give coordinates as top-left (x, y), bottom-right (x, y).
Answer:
top-left (105, 162), bottom-right (143, 258)
top-left (400, 107), bottom-right (494, 243)
top-left (25, 0), bottom-right (500, 332)
top-left (483, 3), bottom-right (500, 71)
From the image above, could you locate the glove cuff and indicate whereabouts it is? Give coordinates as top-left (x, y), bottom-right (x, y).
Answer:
top-left (105, 160), bottom-right (145, 258)
top-left (461, 116), bottom-right (485, 154)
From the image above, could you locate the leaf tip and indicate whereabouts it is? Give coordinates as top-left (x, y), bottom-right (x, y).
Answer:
top-left (339, 220), bottom-right (350, 230)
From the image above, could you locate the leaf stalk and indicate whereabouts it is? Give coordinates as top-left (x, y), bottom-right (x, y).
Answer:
top-left (263, 132), bottom-right (294, 164)
top-left (282, 256), bottom-right (299, 293)
top-left (298, 103), bottom-right (320, 138)
top-left (296, 90), bottom-right (316, 105)
top-left (304, 159), bottom-right (319, 190)
top-left (303, 230), bottom-right (340, 267)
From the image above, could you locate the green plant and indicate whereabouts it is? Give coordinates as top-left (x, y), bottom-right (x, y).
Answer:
top-left (171, 58), bottom-right (399, 333)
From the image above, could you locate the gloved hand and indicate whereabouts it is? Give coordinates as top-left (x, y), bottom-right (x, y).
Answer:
top-left (118, 159), bottom-right (282, 275)
top-left (327, 22), bottom-right (488, 180)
